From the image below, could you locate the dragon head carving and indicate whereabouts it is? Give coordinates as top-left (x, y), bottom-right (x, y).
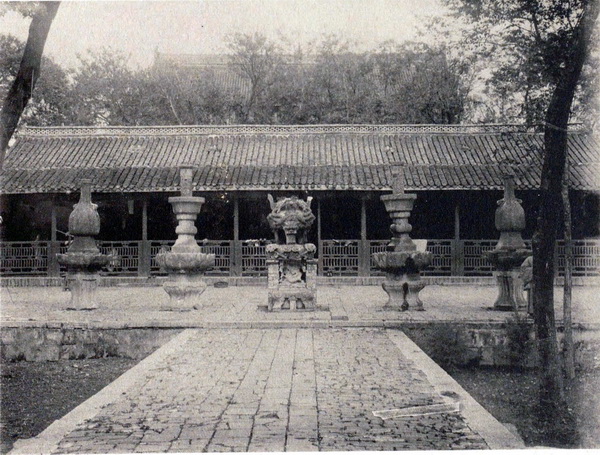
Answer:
top-left (267, 195), bottom-right (315, 244)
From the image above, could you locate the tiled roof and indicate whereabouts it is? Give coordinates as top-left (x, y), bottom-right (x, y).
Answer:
top-left (1, 124), bottom-right (598, 193)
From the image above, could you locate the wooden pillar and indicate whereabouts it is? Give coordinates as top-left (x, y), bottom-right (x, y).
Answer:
top-left (48, 197), bottom-right (60, 276)
top-left (232, 194), bottom-right (242, 276)
top-left (359, 195), bottom-right (369, 276)
top-left (317, 199), bottom-right (323, 275)
top-left (452, 200), bottom-right (464, 276)
top-left (454, 203), bottom-right (460, 241)
top-left (142, 197), bottom-right (148, 241)
top-left (139, 197), bottom-right (151, 276)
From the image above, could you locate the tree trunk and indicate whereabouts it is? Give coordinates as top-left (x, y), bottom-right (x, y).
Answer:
top-left (0, 2), bottom-right (60, 170)
top-left (532, 0), bottom-right (598, 411)
top-left (562, 168), bottom-right (574, 381)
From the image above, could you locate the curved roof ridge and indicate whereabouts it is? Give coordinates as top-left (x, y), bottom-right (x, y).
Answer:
top-left (17, 123), bottom-right (588, 138)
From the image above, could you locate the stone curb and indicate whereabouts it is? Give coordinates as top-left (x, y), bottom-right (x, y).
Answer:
top-left (3, 276), bottom-right (597, 287)
top-left (8, 329), bottom-right (196, 455)
top-left (386, 330), bottom-right (525, 450)
top-left (3, 319), bottom-right (599, 331)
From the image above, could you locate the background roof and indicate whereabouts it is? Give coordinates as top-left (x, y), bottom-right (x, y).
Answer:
top-left (1, 124), bottom-right (598, 193)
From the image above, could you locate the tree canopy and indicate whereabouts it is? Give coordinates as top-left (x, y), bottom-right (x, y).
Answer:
top-left (1, 32), bottom-right (476, 128)
top-left (0, 2), bottom-right (60, 169)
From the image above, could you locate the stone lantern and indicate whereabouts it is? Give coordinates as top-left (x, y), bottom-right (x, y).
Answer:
top-left (372, 166), bottom-right (431, 310)
top-left (57, 179), bottom-right (113, 310)
top-left (155, 165), bottom-right (214, 311)
top-left (485, 174), bottom-right (531, 311)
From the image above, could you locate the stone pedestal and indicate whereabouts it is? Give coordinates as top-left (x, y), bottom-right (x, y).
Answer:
top-left (265, 244), bottom-right (317, 311)
top-left (161, 274), bottom-right (208, 311)
top-left (382, 273), bottom-right (426, 311)
top-left (492, 270), bottom-right (528, 311)
top-left (371, 167), bottom-right (431, 311)
top-left (155, 166), bottom-right (214, 310)
top-left (155, 195), bottom-right (214, 311)
top-left (66, 272), bottom-right (99, 310)
top-left (267, 257), bottom-right (317, 311)
top-left (263, 195), bottom-right (317, 312)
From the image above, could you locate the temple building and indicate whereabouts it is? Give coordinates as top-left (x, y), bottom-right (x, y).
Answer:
top-left (1, 123), bottom-right (598, 278)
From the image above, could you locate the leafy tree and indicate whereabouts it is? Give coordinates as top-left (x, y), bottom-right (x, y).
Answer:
top-left (0, 34), bottom-right (71, 127)
top-left (227, 32), bottom-right (284, 122)
top-left (148, 62), bottom-right (238, 125)
top-left (70, 48), bottom-right (155, 125)
top-left (0, 2), bottom-right (60, 169)
top-left (374, 42), bottom-right (471, 124)
top-left (445, 0), bottom-right (599, 444)
top-left (310, 36), bottom-right (378, 123)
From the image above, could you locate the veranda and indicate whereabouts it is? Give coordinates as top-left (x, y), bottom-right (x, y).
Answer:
top-left (1, 124), bottom-right (598, 279)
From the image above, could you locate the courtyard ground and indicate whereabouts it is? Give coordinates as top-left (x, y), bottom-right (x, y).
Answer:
top-left (1, 284), bottom-right (598, 452)
top-left (1, 284), bottom-right (599, 327)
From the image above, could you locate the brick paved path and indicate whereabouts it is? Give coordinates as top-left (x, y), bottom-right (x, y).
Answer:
top-left (47, 328), bottom-right (488, 453)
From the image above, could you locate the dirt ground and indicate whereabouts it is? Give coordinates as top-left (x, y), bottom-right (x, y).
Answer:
top-left (0, 358), bottom-right (137, 454)
top-left (451, 366), bottom-right (600, 448)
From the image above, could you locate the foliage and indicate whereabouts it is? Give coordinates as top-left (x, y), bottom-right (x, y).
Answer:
top-left (425, 0), bottom-right (600, 126)
top-left (227, 32), bottom-right (286, 122)
top-left (0, 2), bottom-right (59, 169)
top-left (69, 48), bottom-right (159, 125)
top-left (3, 33), bottom-right (473, 128)
top-left (504, 313), bottom-right (533, 368)
top-left (420, 325), bottom-right (473, 370)
top-left (0, 35), bottom-right (72, 127)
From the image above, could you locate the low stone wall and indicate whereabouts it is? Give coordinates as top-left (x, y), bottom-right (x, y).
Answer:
top-left (2, 323), bottom-right (598, 368)
top-left (404, 322), bottom-right (600, 369)
top-left (0, 327), bottom-right (181, 362)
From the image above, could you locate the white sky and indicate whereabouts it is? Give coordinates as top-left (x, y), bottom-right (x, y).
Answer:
top-left (0, 0), bottom-right (445, 69)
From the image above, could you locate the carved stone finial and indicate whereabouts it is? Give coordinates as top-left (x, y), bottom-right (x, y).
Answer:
top-left (267, 196), bottom-right (315, 245)
top-left (391, 165), bottom-right (405, 194)
top-left (80, 179), bottom-right (93, 204)
top-left (179, 165), bottom-right (195, 197)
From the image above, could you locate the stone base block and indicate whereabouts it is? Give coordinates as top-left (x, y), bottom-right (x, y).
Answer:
top-left (161, 274), bottom-right (208, 311)
top-left (492, 270), bottom-right (527, 311)
top-left (267, 288), bottom-right (316, 312)
top-left (381, 275), bottom-right (426, 311)
top-left (66, 273), bottom-right (99, 310)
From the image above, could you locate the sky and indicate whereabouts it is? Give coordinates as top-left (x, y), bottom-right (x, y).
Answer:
top-left (0, 0), bottom-right (445, 69)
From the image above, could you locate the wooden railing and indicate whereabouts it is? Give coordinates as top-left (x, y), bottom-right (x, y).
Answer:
top-left (1, 239), bottom-right (598, 278)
